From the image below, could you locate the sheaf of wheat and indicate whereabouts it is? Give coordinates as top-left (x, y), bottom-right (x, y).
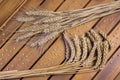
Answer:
top-left (0, 30), bottom-right (112, 79)
top-left (15, 0), bottom-right (120, 47)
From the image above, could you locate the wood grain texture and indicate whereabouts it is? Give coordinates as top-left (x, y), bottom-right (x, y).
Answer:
top-left (0, 0), bottom-right (44, 48)
top-left (72, 22), bottom-right (120, 80)
top-left (22, 0), bottom-right (120, 80)
top-left (93, 47), bottom-right (120, 80)
top-left (0, 0), bottom-right (120, 80)
top-left (0, 0), bottom-right (44, 70)
top-left (22, 0), bottom-right (90, 80)
top-left (0, 0), bottom-right (27, 29)
top-left (0, 0), bottom-right (64, 79)
top-left (114, 72), bottom-right (120, 80)
top-left (32, 0), bottom-right (120, 80)
top-left (2, 0), bottom-right (64, 70)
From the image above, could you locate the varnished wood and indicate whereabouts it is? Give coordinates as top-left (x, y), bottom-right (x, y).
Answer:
top-left (0, 0), bottom-right (44, 70)
top-left (23, 0), bottom-right (120, 80)
top-left (0, 0), bottom-right (27, 29)
top-left (114, 72), bottom-right (120, 80)
top-left (0, 0), bottom-right (120, 80)
top-left (94, 47), bottom-right (120, 80)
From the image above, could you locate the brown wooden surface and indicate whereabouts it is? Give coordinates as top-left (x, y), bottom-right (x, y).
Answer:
top-left (0, 0), bottom-right (120, 80)
top-left (0, 0), bottom-right (27, 29)
top-left (115, 72), bottom-right (120, 80)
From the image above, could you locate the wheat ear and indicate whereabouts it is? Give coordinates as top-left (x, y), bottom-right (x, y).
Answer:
top-left (80, 36), bottom-right (88, 62)
top-left (82, 42), bottom-right (97, 67)
top-left (73, 34), bottom-right (82, 61)
top-left (17, 24), bottom-right (49, 33)
top-left (63, 32), bottom-right (75, 63)
top-left (100, 40), bottom-right (109, 68)
top-left (63, 33), bottom-right (70, 62)
top-left (92, 42), bottom-right (103, 69)
top-left (16, 16), bottom-right (35, 22)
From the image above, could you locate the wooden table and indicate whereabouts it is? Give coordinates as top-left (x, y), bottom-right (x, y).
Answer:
top-left (0, 0), bottom-right (120, 80)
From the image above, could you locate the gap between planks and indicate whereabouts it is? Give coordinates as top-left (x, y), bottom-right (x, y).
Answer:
top-left (114, 71), bottom-right (120, 80)
top-left (0, 0), bottom-right (65, 73)
top-left (71, 22), bottom-right (120, 80)
top-left (0, 0), bottom-right (119, 79)
top-left (0, 0), bottom-right (45, 69)
top-left (0, 0), bottom-right (44, 48)
top-left (20, 0), bottom-right (120, 80)
top-left (93, 47), bottom-right (120, 80)
top-left (0, 0), bottom-right (27, 30)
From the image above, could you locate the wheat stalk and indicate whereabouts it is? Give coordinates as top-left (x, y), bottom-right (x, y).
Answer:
top-left (0, 30), bottom-right (112, 79)
top-left (73, 35), bottom-right (82, 61)
top-left (15, 0), bottom-right (120, 47)
top-left (16, 16), bottom-right (35, 22)
top-left (17, 24), bottom-right (49, 33)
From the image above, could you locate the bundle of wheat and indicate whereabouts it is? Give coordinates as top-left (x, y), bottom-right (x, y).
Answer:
top-left (0, 30), bottom-right (111, 79)
top-left (62, 29), bottom-right (112, 70)
top-left (16, 0), bottom-right (120, 47)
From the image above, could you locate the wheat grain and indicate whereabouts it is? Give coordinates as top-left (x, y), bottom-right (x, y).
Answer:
top-left (99, 31), bottom-right (112, 50)
top-left (16, 0), bottom-right (120, 47)
top-left (43, 23), bottom-right (64, 33)
top-left (30, 31), bottom-right (59, 47)
top-left (80, 35), bottom-right (88, 62)
top-left (34, 16), bottom-right (63, 24)
top-left (16, 31), bottom-right (41, 42)
top-left (92, 42), bottom-right (103, 69)
top-left (63, 33), bottom-right (70, 62)
top-left (17, 24), bottom-right (49, 33)
top-left (90, 29), bottom-right (102, 41)
top-left (73, 34), bottom-right (82, 62)
top-left (86, 37), bottom-right (92, 52)
top-left (100, 40), bottom-right (109, 69)
top-left (86, 32), bottom-right (95, 42)
top-left (82, 42), bottom-right (97, 67)
top-left (63, 32), bottom-right (75, 63)
top-left (43, 16), bottom-right (63, 23)
top-left (16, 17), bottom-right (35, 22)
top-left (26, 10), bottom-right (56, 16)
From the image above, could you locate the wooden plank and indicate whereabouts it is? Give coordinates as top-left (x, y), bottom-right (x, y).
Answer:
top-left (16, 0), bottom-right (88, 80)
top-left (20, 0), bottom-right (120, 80)
top-left (72, 23), bottom-right (120, 80)
top-left (93, 48), bottom-right (120, 80)
top-left (0, 0), bottom-right (119, 80)
top-left (45, 2), bottom-right (120, 80)
top-left (0, 0), bottom-right (44, 70)
top-left (114, 72), bottom-right (120, 80)
top-left (0, 0), bottom-right (64, 73)
top-left (50, 13), bottom-right (120, 80)
top-left (0, 0), bottom-right (27, 29)
top-left (0, 0), bottom-right (44, 48)
top-left (0, 0), bottom-right (3, 4)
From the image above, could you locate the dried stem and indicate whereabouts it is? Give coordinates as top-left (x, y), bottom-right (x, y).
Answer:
top-left (16, 0), bottom-right (120, 47)
top-left (0, 30), bottom-right (112, 79)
